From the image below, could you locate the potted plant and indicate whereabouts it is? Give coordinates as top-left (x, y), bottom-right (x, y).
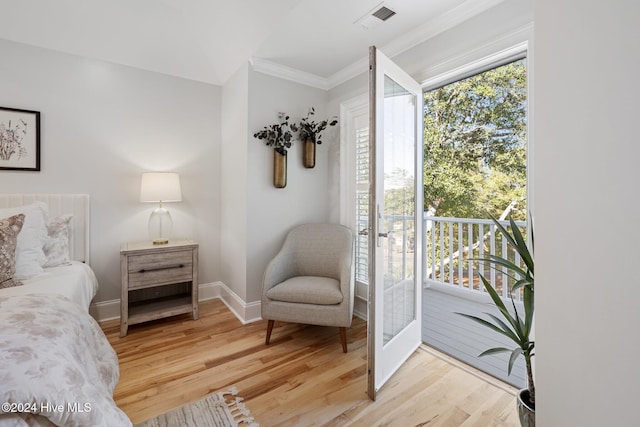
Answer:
top-left (297, 108), bottom-right (338, 168)
top-left (253, 114), bottom-right (298, 188)
top-left (457, 214), bottom-right (535, 426)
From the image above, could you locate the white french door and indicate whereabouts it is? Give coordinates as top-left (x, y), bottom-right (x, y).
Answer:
top-left (367, 46), bottom-right (423, 399)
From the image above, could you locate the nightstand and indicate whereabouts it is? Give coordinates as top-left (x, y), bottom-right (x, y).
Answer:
top-left (120, 239), bottom-right (199, 337)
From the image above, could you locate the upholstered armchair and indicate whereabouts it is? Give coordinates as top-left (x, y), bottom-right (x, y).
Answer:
top-left (261, 223), bottom-right (355, 353)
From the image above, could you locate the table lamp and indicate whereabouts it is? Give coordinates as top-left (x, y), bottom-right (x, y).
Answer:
top-left (140, 172), bottom-right (182, 244)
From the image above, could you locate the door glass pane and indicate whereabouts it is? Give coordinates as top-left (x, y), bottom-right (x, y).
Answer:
top-left (382, 75), bottom-right (416, 345)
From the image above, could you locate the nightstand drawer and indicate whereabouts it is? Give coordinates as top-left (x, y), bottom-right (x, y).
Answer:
top-left (128, 249), bottom-right (193, 272)
top-left (128, 250), bottom-right (193, 289)
top-left (128, 263), bottom-right (192, 289)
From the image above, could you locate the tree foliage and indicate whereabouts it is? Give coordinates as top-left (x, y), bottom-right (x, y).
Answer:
top-left (423, 59), bottom-right (527, 220)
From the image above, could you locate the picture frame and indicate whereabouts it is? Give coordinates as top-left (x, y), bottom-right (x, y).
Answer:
top-left (0, 106), bottom-right (41, 171)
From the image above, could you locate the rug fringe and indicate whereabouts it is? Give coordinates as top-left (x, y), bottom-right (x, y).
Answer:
top-left (220, 386), bottom-right (239, 397)
top-left (217, 387), bottom-right (258, 426)
top-left (227, 394), bottom-right (258, 426)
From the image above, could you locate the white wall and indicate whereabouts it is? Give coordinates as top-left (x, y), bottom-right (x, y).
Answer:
top-left (245, 69), bottom-right (334, 302)
top-left (221, 64), bottom-right (249, 300)
top-left (534, 0), bottom-right (640, 425)
top-left (0, 39), bottom-right (222, 303)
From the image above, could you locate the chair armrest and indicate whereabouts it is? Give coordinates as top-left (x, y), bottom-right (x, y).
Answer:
top-left (262, 247), bottom-right (296, 294)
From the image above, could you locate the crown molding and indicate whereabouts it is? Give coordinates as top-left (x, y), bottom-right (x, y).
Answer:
top-left (249, 57), bottom-right (330, 90)
top-left (251, 0), bottom-right (505, 91)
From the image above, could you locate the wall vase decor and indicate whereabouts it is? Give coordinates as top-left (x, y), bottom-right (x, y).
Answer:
top-left (298, 107), bottom-right (338, 169)
top-left (253, 113), bottom-right (297, 189)
top-left (273, 150), bottom-right (287, 188)
top-left (303, 139), bottom-right (315, 168)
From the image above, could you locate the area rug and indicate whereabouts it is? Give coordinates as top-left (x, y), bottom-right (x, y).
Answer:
top-left (134, 387), bottom-right (258, 427)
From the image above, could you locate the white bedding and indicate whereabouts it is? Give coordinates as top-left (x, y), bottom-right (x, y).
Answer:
top-left (0, 294), bottom-right (131, 427)
top-left (0, 194), bottom-right (131, 426)
top-left (0, 261), bottom-right (97, 311)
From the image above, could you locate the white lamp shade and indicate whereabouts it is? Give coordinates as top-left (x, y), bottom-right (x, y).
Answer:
top-left (140, 172), bottom-right (182, 203)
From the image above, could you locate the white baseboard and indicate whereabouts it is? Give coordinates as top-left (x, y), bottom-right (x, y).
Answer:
top-left (90, 299), bottom-right (120, 322)
top-left (354, 295), bottom-right (368, 321)
top-left (212, 282), bottom-right (262, 324)
top-left (93, 282), bottom-right (365, 325)
top-left (91, 281), bottom-right (262, 325)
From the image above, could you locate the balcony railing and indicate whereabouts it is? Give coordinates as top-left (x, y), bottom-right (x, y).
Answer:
top-left (423, 215), bottom-right (528, 301)
top-left (356, 214), bottom-right (529, 301)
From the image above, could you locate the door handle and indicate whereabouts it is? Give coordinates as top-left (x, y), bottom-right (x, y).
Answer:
top-left (376, 204), bottom-right (387, 247)
top-left (359, 228), bottom-right (369, 236)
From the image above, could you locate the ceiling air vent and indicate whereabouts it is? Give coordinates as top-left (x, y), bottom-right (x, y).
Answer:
top-left (355, 3), bottom-right (397, 29)
top-left (372, 6), bottom-right (396, 22)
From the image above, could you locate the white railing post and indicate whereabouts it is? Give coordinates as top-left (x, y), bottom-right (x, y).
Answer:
top-left (489, 224), bottom-right (496, 293)
top-left (478, 223), bottom-right (485, 280)
top-left (468, 223), bottom-right (473, 290)
top-left (458, 221), bottom-right (463, 290)
top-left (423, 212), bottom-right (428, 285)
top-left (439, 221), bottom-right (445, 283)
top-left (501, 231), bottom-right (508, 298)
top-left (448, 222), bottom-right (454, 285)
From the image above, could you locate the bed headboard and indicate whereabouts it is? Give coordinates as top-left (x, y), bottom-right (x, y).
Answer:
top-left (0, 194), bottom-right (90, 264)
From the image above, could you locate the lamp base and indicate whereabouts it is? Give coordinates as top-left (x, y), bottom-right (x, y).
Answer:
top-left (149, 206), bottom-right (173, 244)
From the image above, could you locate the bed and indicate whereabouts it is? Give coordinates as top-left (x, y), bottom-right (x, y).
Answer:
top-left (0, 194), bottom-right (132, 427)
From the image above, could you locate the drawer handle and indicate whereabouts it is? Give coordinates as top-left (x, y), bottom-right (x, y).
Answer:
top-left (138, 263), bottom-right (185, 273)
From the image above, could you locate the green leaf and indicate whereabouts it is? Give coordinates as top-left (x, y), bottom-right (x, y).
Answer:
top-left (479, 275), bottom-right (527, 342)
top-left (511, 278), bottom-right (533, 291)
top-left (456, 313), bottom-right (511, 338)
top-left (479, 347), bottom-right (512, 357)
top-left (478, 275), bottom-right (508, 312)
top-left (482, 256), bottom-right (528, 279)
top-left (486, 213), bottom-right (533, 276)
top-left (485, 313), bottom-right (521, 344)
top-left (523, 285), bottom-right (534, 338)
top-left (508, 348), bottom-right (523, 375)
top-left (508, 215), bottom-right (534, 274)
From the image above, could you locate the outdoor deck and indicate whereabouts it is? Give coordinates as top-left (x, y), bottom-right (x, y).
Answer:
top-left (373, 214), bottom-right (529, 387)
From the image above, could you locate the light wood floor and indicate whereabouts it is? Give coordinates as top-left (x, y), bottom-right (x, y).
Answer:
top-left (101, 299), bottom-right (519, 426)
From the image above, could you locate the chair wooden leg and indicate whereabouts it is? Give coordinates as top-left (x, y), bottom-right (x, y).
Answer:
top-left (339, 327), bottom-right (347, 353)
top-left (266, 320), bottom-right (275, 345)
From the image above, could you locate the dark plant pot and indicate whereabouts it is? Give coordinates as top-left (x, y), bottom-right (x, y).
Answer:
top-left (517, 389), bottom-right (535, 427)
top-left (274, 150), bottom-right (287, 188)
top-left (303, 139), bottom-right (316, 168)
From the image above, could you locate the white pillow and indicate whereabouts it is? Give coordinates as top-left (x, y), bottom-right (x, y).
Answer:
top-left (0, 201), bottom-right (48, 279)
top-left (43, 214), bottom-right (73, 268)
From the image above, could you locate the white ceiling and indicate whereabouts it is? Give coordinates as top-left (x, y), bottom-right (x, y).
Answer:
top-left (0, 0), bottom-right (503, 88)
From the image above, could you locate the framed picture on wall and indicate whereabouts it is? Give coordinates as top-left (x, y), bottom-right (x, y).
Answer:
top-left (0, 106), bottom-right (41, 171)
